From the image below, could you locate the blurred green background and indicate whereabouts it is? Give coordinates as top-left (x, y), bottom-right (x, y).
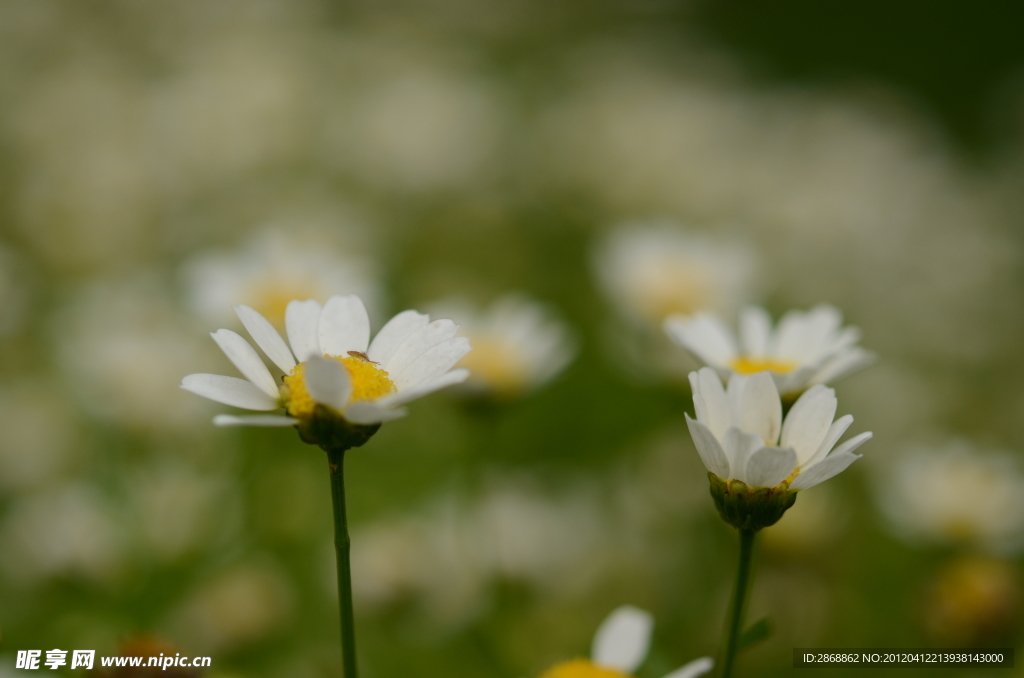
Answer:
top-left (1, 1), bottom-right (1023, 676)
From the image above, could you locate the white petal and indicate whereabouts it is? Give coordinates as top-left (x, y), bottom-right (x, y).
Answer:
top-left (181, 374), bottom-right (278, 411)
top-left (342, 402), bottom-right (408, 424)
top-left (210, 329), bottom-right (279, 399)
top-left (780, 385), bottom-right (837, 465)
top-left (685, 415), bottom-right (730, 479)
top-left (591, 605), bottom-right (653, 673)
top-left (811, 348), bottom-right (876, 385)
top-left (379, 369), bottom-right (469, 408)
top-left (383, 319), bottom-right (460, 375)
top-left (790, 449), bottom-right (862, 490)
top-left (803, 414), bottom-right (853, 468)
top-left (234, 305), bottom-right (296, 373)
top-left (214, 414), bottom-right (297, 427)
top-left (791, 431), bottom-right (871, 489)
top-left (738, 306), bottom-right (771, 356)
top-left (662, 657), bottom-right (715, 678)
top-left (690, 367), bottom-right (731, 440)
top-left (393, 337), bottom-right (472, 390)
top-left (722, 426), bottom-right (764, 484)
top-left (730, 372), bottom-right (781, 445)
top-left (303, 357), bottom-right (352, 411)
top-left (286, 299), bottom-right (322, 361)
top-left (319, 294), bottom-right (371, 357)
top-left (745, 446), bottom-right (797, 488)
top-left (367, 310), bottom-right (430, 364)
top-left (664, 313), bottom-right (738, 367)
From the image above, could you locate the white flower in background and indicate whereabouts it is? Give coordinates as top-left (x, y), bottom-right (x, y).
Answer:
top-left (538, 606), bottom-right (713, 678)
top-left (168, 562), bottom-right (293, 653)
top-left (666, 305), bottom-right (874, 397)
top-left (181, 229), bottom-right (380, 329)
top-left (55, 276), bottom-right (219, 430)
top-left (687, 368), bottom-right (872, 491)
top-left (0, 483), bottom-right (121, 584)
top-left (593, 224), bottom-right (755, 329)
top-left (877, 443), bottom-right (1024, 553)
top-left (181, 294), bottom-right (470, 429)
top-left (431, 295), bottom-right (576, 397)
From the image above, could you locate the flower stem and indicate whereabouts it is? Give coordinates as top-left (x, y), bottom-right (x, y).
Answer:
top-left (327, 447), bottom-right (358, 678)
top-left (720, 528), bottom-right (756, 678)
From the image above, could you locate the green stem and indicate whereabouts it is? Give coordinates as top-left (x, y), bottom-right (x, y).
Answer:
top-left (720, 529), bottom-right (756, 678)
top-left (327, 447), bottom-right (358, 678)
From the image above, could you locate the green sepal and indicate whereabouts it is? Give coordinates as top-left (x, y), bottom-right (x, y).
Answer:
top-left (294, 404), bottom-right (381, 452)
top-left (708, 472), bottom-right (798, 531)
top-left (738, 617), bottom-right (772, 652)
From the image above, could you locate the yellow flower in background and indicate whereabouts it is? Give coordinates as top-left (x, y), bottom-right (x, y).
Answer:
top-left (592, 224), bottom-right (756, 329)
top-left (430, 294), bottom-right (577, 398)
top-left (877, 442), bottom-right (1024, 553)
top-left (666, 305), bottom-right (874, 397)
top-left (539, 606), bottom-right (713, 678)
top-left (686, 367), bottom-right (872, 530)
top-left (180, 294), bottom-right (470, 440)
top-left (181, 229), bottom-right (381, 329)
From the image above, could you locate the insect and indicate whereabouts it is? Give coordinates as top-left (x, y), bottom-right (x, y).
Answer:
top-left (347, 350), bottom-right (379, 364)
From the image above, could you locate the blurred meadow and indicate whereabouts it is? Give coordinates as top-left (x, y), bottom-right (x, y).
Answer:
top-left (1, 1), bottom-right (1024, 677)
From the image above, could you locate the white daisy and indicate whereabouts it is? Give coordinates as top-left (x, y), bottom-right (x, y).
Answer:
top-left (431, 294), bottom-right (576, 397)
top-left (877, 442), bottom-right (1024, 554)
top-left (180, 294), bottom-right (471, 436)
top-left (593, 224), bottom-right (755, 329)
top-left (538, 605), bottom-right (713, 678)
top-left (687, 367), bottom-right (872, 492)
top-left (181, 229), bottom-right (380, 329)
top-left (666, 305), bottom-right (875, 397)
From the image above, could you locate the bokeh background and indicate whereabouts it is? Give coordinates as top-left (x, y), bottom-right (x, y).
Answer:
top-left (1, 1), bottom-right (1024, 676)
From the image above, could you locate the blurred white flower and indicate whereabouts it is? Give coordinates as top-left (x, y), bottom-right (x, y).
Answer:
top-left (0, 380), bottom-right (75, 491)
top-left (877, 442), bottom-right (1024, 553)
top-left (168, 562), bottom-right (293, 653)
top-left (431, 294), bottom-right (576, 397)
top-left (667, 305), bottom-right (874, 397)
top-left (54, 275), bottom-right (219, 430)
top-left (687, 367), bottom-right (872, 490)
top-left (181, 295), bottom-right (470, 428)
top-left (0, 482), bottom-right (121, 584)
top-left (128, 462), bottom-right (242, 562)
top-left (538, 605), bottom-right (713, 678)
top-left (181, 228), bottom-right (381, 329)
top-left (593, 224), bottom-right (756, 329)
top-left (351, 481), bottom-right (610, 624)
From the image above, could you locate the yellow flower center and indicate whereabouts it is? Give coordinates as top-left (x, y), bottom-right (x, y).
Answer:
top-left (457, 337), bottom-right (529, 396)
top-left (730, 356), bottom-right (798, 375)
top-left (537, 660), bottom-right (631, 678)
top-left (246, 280), bottom-right (319, 328)
top-left (282, 354), bottom-right (396, 418)
top-left (633, 266), bottom-right (711, 323)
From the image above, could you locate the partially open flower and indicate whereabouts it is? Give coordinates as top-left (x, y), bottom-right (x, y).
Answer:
top-left (666, 305), bottom-right (874, 398)
top-left (686, 367), bottom-right (872, 531)
top-left (180, 294), bottom-right (470, 450)
top-left (538, 606), bottom-right (713, 678)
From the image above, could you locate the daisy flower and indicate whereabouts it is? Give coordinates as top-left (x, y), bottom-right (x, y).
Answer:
top-left (593, 224), bottom-right (755, 329)
top-left (181, 229), bottom-right (380, 329)
top-left (431, 294), bottom-right (576, 398)
top-left (686, 368), bottom-right (872, 530)
top-left (180, 294), bottom-right (471, 445)
top-left (877, 442), bottom-right (1024, 554)
top-left (538, 605), bottom-right (713, 678)
top-left (666, 305), bottom-right (874, 397)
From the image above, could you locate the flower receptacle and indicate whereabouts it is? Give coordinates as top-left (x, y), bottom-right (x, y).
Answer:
top-left (295, 404), bottom-right (381, 452)
top-left (709, 472), bottom-right (798, 532)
